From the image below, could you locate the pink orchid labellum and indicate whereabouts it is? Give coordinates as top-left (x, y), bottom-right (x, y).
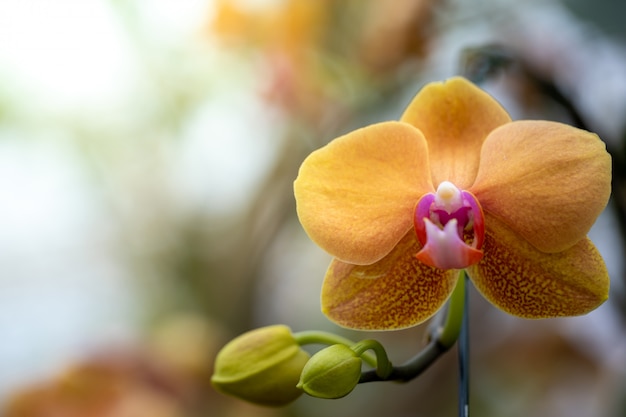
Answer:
top-left (294, 77), bottom-right (611, 330)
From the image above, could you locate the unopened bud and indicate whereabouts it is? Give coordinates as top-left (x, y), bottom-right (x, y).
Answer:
top-left (297, 344), bottom-right (362, 399)
top-left (212, 325), bottom-right (310, 406)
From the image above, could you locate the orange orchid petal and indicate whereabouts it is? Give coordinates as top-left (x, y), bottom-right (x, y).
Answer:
top-left (294, 121), bottom-right (434, 265)
top-left (470, 120), bottom-right (612, 253)
top-left (400, 77), bottom-right (511, 189)
top-left (467, 215), bottom-right (609, 318)
top-left (321, 232), bottom-right (459, 330)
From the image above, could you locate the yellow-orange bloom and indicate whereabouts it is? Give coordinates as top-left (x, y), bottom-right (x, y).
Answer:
top-left (294, 77), bottom-right (611, 330)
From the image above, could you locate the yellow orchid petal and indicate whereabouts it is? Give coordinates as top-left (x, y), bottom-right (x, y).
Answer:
top-left (470, 120), bottom-right (612, 253)
top-left (294, 121), bottom-right (434, 265)
top-left (467, 215), bottom-right (609, 318)
top-left (400, 77), bottom-right (511, 189)
top-left (321, 232), bottom-right (459, 330)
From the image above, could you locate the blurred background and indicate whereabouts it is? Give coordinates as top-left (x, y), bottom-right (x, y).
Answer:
top-left (0, 0), bottom-right (625, 416)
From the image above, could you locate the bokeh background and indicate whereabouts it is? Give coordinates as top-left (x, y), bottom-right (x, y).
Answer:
top-left (0, 0), bottom-right (625, 416)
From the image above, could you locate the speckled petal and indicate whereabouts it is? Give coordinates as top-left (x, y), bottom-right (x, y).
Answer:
top-left (400, 77), bottom-right (511, 189)
top-left (470, 120), bottom-right (612, 253)
top-left (294, 121), bottom-right (434, 265)
top-left (321, 232), bottom-right (459, 330)
top-left (467, 215), bottom-right (609, 318)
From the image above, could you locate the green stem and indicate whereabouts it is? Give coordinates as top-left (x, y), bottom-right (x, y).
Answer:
top-left (293, 331), bottom-right (377, 368)
top-left (293, 330), bottom-right (355, 347)
top-left (439, 271), bottom-right (466, 349)
top-left (458, 272), bottom-right (470, 417)
top-left (351, 340), bottom-right (393, 379)
top-left (359, 270), bottom-right (466, 383)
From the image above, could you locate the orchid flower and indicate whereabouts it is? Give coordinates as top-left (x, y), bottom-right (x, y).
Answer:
top-left (294, 77), bottom-right (611, 330)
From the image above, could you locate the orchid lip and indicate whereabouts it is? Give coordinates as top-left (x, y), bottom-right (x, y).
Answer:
top-left (414, 182), bottom-right (485, 270)
top-left (416, 219), bottom-right (483, 269)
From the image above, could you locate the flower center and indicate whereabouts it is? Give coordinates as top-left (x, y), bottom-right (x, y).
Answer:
top-left (413, 181), bottom-right (484, 270)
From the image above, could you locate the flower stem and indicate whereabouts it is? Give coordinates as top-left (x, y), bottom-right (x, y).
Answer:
top-left (439, 270), bottom-right (466, 349)
top-left (293, 330), bottom-right (377, 368)
top-left (458, 272), bottom-right (470, 417)
top-left (358, 271), bottom-right (467, 383)
top-left (351, 340), bottom-right (393, 379)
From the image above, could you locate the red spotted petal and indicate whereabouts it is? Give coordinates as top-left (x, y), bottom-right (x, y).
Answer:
top-left (321, 232), bottom-right (459, 330)
top-left (467, 215), bottom-right (609, 318)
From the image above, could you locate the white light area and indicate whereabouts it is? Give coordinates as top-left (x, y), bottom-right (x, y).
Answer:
top-left (0, 139), bottom-right (90, 253)
top-left (0, 0), bottom-right (292, 401)
top-left (0, 0), bottom-right (138, 111)
top-left (174, 86), bottom-right (284, 215)
top-left (134, 0), bottom-right (212, 42)
top-left (0, 136), bottom-right (139, 398)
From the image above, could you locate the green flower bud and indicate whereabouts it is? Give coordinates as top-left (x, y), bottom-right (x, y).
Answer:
top-left (297, 344), bottom-right (362, 399)
top-left (211, 325), bottom-right (310, 406)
